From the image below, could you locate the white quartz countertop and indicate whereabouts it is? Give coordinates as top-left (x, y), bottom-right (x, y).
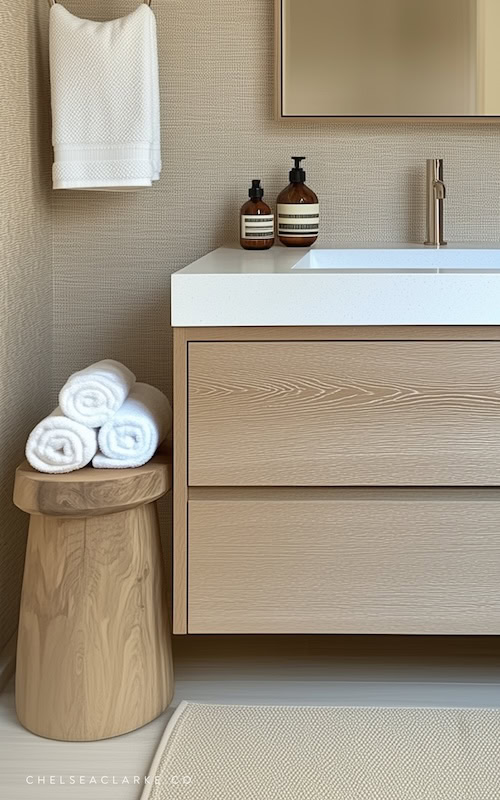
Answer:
top-left (171, 245), bottom-right (500, 327)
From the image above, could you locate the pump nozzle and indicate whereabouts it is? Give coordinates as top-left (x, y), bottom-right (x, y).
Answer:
top-left (289, 156), bottom-right (306, 183)
top-left (249, 179), bottom-right (264, 199)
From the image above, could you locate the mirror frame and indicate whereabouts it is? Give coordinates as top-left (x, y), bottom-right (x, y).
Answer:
top-left (275, 0), bottom-right (500, 122)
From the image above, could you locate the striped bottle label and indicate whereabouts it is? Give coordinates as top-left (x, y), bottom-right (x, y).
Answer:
top-left (278, 203), bottom-right (319, 237)
top-left (241, 214), bottom-right (275, 240)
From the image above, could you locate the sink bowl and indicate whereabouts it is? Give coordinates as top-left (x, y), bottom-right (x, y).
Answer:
top-left (294, 247), bottom-right (500, 273)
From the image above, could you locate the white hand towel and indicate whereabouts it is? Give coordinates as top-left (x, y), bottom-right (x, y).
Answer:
top-left (26, 408), bottom-right (98, 474)
top-left (59, 359), bottom-right (136, 428)
top-left (49, 3), bottom-right (161, 190)
top-left (93, 383), bottom-right (172, 469)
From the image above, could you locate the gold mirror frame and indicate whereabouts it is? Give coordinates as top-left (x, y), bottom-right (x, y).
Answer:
top-left (275, 0), bottom-right (500, 122)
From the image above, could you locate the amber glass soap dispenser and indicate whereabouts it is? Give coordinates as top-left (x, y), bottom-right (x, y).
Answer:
top-left (240, 180), bottom-right (275, 250)
top-left (277, 157), bottom-right (319, 247)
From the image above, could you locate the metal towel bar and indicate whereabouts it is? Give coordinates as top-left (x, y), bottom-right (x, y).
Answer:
top-left (49, 0), bottom-right (152, 6)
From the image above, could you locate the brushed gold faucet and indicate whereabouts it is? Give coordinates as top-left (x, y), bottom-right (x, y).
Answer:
top-left (424, 158), bottom-right (447, 246)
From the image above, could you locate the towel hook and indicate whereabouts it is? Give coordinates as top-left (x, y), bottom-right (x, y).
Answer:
top-left (49, 1), bottom-right (152, 6)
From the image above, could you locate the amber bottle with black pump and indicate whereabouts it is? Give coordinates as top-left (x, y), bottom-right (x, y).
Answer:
top-left (277, 157), bottom-right (319, 247)
top-left (240, 180), bottom-right (275, 250)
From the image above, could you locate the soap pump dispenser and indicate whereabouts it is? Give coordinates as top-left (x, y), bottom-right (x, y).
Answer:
top-left (277, 157), bottom-right (319, 247)
top-left (240, 179), bottom-right (275, 250)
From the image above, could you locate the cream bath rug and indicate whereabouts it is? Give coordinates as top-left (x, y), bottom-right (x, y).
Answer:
top-left (141, 702), bottom-right (500, 799)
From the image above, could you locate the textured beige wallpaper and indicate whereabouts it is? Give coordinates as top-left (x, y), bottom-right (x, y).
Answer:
top-left (50, 1), bottom-right (500, 593)
top-left (53, 0), bottom-right (500, 396)
top-left (0, 0), bottom-right (498, 648)
top-left (0, 2), bottom-right (52, 650)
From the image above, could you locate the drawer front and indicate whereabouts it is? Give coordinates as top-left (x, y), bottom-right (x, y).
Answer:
top-left (188, 341), bottom-right (500, 486)
top-left (188, 489), bottom-right (500, 633)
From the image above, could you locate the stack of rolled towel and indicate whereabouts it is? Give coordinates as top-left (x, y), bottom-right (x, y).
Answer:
top-left (26, 360), bottom-right (172, 474)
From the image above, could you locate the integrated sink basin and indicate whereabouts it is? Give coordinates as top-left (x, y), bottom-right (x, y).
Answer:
top-left (171, 245), bottom-right (500, 327)
top-left (294, 247), bottom-right (500, 273)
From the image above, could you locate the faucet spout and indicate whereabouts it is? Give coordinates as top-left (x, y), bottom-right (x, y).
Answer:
top-left (433, 179), bottom-right (446, 201)
top-left (425, 159), bottom-right (447, 246)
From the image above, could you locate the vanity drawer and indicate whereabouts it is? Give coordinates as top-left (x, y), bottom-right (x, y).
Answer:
top-left (188, 341), bottom-right (500, 486)
top-left (187, 489), bottom-right (500, 634)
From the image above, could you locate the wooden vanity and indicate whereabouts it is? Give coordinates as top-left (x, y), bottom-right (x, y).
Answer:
top-left (173, 324), bottom-right (500, 635)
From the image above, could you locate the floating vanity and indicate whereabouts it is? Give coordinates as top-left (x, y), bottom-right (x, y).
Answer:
top-left (171, 246), bottom-right (500, 635)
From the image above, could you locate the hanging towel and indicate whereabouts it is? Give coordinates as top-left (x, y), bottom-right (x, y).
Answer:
top-left (26, 408), bottom-right (98, 474)
top-left (49, 3), bottom-right (161, 190)
top-left (93, 382), bottom-right (172, 469)
top-left (59, 359), bottom-right (136, 428)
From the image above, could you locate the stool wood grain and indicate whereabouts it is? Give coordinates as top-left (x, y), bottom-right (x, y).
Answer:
top-left (13, 456), bottom-right (174, 741)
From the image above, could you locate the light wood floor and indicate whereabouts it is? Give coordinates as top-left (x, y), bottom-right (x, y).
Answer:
top-left (1, 636), bottom-right (500, 799)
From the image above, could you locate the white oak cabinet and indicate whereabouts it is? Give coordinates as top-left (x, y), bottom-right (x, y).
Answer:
top-left (173, 326), bottom-right (500, 635)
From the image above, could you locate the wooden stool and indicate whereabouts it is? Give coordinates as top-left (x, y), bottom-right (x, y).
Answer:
top-left (13, 456), bottom-right (174, 741)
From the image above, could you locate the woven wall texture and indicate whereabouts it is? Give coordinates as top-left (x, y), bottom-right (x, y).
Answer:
top-left (0, 2), bottom-right (52, 650)
top-left (52, 0), bottom-right (500, 396)
top-left (2, 0), bottom-right (500, 642)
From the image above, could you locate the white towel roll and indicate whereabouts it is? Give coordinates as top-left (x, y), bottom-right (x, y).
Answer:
top-left (59, 359), bottom-right (136, 428)
top-left (26, 408), bottom-right (98, 474)
top-left (92, 383), bottom-right (171, 469)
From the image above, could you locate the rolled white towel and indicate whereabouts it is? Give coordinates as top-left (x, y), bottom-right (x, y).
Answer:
top-left (26, 408), bottom-right (98, 474)
top-left (92, 383), bottom-right (171, 469)
top-left (59, 359), bottom-right (136, 428)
